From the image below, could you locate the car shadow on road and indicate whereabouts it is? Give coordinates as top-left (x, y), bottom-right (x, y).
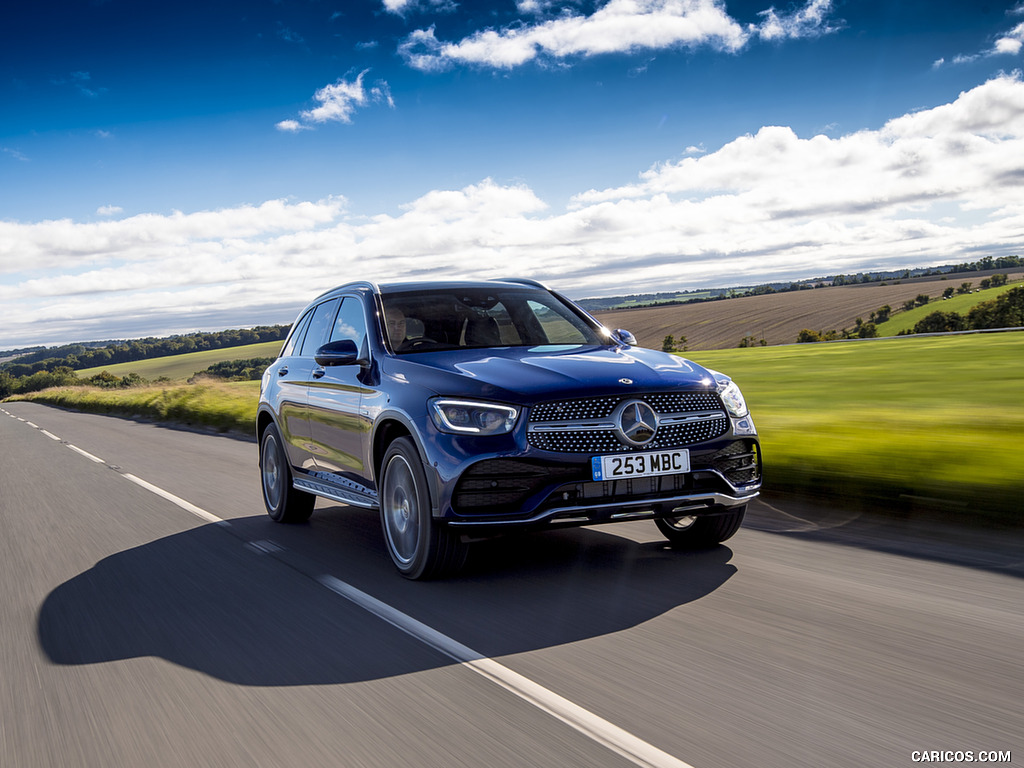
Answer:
top-left (37, 512), bottom-right (736, 686)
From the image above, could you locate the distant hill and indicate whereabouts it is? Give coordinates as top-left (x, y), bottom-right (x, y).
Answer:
top-left (594, 269), bottom-right (1024, 351)
top-left (75, 341), bottom-right (284, 382)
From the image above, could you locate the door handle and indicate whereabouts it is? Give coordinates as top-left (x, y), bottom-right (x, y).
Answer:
top-left (312, 367), bottom-right (326, 379)
top-left (277, 366), bottom-right (289, 376)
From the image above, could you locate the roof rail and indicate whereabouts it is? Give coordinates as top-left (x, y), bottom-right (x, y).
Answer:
top-left (493, 277), bottom-right (548, 289)
top-left (310, 280), bottom-right (380, 303)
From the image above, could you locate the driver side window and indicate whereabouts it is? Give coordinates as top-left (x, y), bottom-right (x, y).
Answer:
top-left (330, 298), bottom-right (368, 356)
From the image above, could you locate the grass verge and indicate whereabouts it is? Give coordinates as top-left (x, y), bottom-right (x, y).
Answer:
top-left (10, 380), bottom-right (260, 436)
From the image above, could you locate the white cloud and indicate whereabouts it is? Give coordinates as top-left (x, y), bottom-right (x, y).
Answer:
top-left (937, 18), bottom-right (1024, 66)
top-left (400, 0), bottom-right (837, 71)
top-left (96, 205), bottom-right (123, 216)
top-left (754, 0), bottom-right (840, 42)
top-left (994, 22), bottom-right (1024, 56)
top-left (275, 119), bottom-right (308, 133)
top-left (3, 75), bottom-right (1024, 347)
top-left (277, 70), bottom-right (395, 130)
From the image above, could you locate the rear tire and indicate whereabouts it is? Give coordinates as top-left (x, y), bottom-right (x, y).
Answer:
top-left (260, 422), bottom-right (315, 523)
top-left (380, 437), bottom-right (467, 579)
top-left (655, 505), bottom-right (745, 549)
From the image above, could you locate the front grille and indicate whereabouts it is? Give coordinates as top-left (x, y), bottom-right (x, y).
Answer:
top-left (527, 392), bottom-right (729, 453)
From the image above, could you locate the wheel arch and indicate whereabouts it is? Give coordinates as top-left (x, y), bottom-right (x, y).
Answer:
top-left (372, 412), bottom-right (441, 517)
top-left (256, 406), bottom-right (276, 442)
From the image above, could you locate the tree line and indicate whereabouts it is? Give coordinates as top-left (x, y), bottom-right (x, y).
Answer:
top-left (830, 255), bottom-right (1022, 286)
top-left (1, 325), bottom-right (289, 377)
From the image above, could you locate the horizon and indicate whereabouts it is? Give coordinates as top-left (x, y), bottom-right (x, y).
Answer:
top-left (3, 0), bottom-right (1024, 348)
top-left (3, 258), bottom-right (1016, 353)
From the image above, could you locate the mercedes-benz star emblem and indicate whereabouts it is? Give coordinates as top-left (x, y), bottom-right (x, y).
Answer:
top-left (614, 400), bottom-right (658, 446)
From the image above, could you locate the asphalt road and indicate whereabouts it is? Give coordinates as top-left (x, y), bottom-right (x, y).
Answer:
top-left (1, 401), bottom-right (1020, 768)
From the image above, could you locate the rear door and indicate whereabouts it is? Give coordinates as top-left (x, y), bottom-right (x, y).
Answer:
top-left (283, 297), bottom-right (340, 470)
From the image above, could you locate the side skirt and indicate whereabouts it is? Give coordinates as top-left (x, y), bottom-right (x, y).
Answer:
top-left (292, 469), bottom-right (379, 510)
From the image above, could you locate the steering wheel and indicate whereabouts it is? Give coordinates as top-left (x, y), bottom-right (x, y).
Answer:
top-left (404, 337), bottom-right (439, 350)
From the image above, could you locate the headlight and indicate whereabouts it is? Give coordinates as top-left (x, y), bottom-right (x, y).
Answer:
top-left (429, 399), bottom-right (520, 435)
top-left (713, 375), bottom-right (749, 418)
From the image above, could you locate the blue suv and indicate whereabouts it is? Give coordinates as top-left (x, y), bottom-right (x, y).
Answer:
top-left (258, 279), bottom-right (761, 578)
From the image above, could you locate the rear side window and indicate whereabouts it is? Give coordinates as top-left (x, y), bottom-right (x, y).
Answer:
top-left (299, 298), bottom-right (341, 357)
top-left (281, 311), bottom-right (312, 358)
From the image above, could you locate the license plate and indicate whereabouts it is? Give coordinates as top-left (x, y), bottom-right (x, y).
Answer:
top-left (591, 449), bottom-right (690, 481)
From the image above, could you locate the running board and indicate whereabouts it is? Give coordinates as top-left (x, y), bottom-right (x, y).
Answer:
top-left (293, 476), bottom-right (378, 509)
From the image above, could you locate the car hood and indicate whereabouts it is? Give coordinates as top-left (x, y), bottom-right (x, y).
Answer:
top-left (387, 345), bottom-right (718, 403)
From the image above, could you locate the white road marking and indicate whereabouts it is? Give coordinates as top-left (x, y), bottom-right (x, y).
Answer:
top-left (121, 473), bottom-right (230, 527)
top-left (319, 575), bottom-right (696, 768)
top-left (25, 420), bottom-right (38, 428)
top-left (40, 429), bottom-right (61, 441)
top-left (65, 444), bottom-right (106, 464)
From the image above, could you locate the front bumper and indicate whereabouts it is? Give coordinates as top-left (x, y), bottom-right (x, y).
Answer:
top-left (439, 437), bottom-right (761, 529)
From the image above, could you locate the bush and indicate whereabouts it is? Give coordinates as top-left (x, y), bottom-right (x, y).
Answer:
top-left (912, 311), bottom-right (967, 334)
top-left (12, 366), bottom-right (79, 395)
top-left (195, 357), bottom-right (275, 381)
top-left (88, 370), bottom-right (121, 388)
top-left (967, 286), bottom-right (1024, 329)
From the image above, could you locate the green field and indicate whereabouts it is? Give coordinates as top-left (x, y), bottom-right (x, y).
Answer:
top-left (13, 332), bottom-right (1024, 526)
top-left (877, 281), bottom-right (1019, 335)
top-left (692, 332), bottom-right (1024, 524)
top-left (76, 340), bottom-right (283, 381)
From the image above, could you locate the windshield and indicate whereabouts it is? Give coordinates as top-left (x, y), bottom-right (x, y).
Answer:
top-left (380, 288), bottom-right (604, 353)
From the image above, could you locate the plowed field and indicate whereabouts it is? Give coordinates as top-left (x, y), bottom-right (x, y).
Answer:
top-left (593, 269), bottom-right (1024, 351)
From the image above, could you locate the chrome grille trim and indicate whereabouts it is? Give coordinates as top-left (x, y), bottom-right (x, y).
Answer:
top-left (530, 392), bottom-right (724, 422)
top-left (526, 394), bottom-right (730, 453)
top-left (528, 420), bottom-right (617, 433)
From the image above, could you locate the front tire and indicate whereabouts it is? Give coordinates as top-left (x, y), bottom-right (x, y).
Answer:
top-left (260, 422), bottom-right (315, 523)
top-left (380, 437), bottom-right (466, 579)
top-left (655, 505), bottom-right (745, 549)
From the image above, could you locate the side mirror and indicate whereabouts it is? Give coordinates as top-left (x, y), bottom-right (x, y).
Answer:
top-left (615, 329), bottom-right (638, 346)
top-left (314, 339), bottom-right (359, 366)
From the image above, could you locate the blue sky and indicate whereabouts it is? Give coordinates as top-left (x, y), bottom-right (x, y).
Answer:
top-left (2, 0), bottom-right (1024, 347)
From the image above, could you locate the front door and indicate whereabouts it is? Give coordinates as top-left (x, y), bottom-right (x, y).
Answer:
top-left (305, 297), bottom-right (374, 487)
